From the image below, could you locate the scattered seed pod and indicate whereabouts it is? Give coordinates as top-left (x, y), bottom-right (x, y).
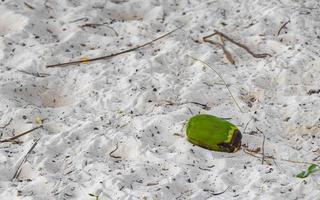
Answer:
top-left (186, 114), bottom-right (242, 153)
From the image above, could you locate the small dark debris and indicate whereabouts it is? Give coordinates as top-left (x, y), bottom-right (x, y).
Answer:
top-left (307, 89), bottom-right (320, 95)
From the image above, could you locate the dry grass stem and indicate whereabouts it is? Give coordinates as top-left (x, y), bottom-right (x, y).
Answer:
top-left (12, 138), bottom-right (40, 180)
top-left (46, 26), bottom-right (182, 68)
top-left (188, 55), bottom-right (243, 113)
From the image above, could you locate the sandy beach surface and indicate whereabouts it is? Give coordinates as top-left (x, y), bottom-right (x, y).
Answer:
top-left (0, 0), bottom-right (319, 199)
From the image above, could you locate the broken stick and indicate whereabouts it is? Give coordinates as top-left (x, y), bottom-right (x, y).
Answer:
top-left (0, 126), bottom-right (42, 143)
top-left (46, 26), bottom-right (182, 68)
top-left (203, 30), bottom-right (271, 62)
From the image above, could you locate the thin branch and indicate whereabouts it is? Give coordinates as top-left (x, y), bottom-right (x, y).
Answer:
top-left (203, 30), bottom-right (271, 59)
top-left (277, 19), bottom-right (290, 36)
top-left (215, 30), bottom-right (272, 58)
top-left (12, 138), bottom-right (40, 180)
top-left (221, 46), bottom-right (236, 64)
top-left (219, 34), bottom-right (235, 64)
top-left (46, 26), bottom-right (182, 68)
top-left (0, 118), bottom-right (13, 129)
top-left (203, 32), bottom-right (218, 41)
top-left (109, 142), bottom-right (121, 159)
top-left (0, 126), bottom-right (42, 143)
top-left (203, 37), bottom-right (235, 65)
top-left (188, 55), bottom-right (243, 113)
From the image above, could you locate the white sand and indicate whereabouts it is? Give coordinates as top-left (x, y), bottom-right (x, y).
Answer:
top-left (0, 0), bottom-right (319, 199)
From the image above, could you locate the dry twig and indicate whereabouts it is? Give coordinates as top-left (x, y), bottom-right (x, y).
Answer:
top-left (0, 126), bottom-right (42, 143)
top-left (203, 30), bottom-right (271, 64)
top-left (277, 19), bottom-right (290, 36)
top-left (46, 26), bottom-right (182, 68)
top-left (204, 33), bottom-right (236, 64)
top-left (109, 142), bottom-right (121, 159)
top-left (188, 55), bottom-right (243, 113)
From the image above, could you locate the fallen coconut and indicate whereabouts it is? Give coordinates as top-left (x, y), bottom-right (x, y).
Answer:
top-left (186, 114), bottom-right (242, 153)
